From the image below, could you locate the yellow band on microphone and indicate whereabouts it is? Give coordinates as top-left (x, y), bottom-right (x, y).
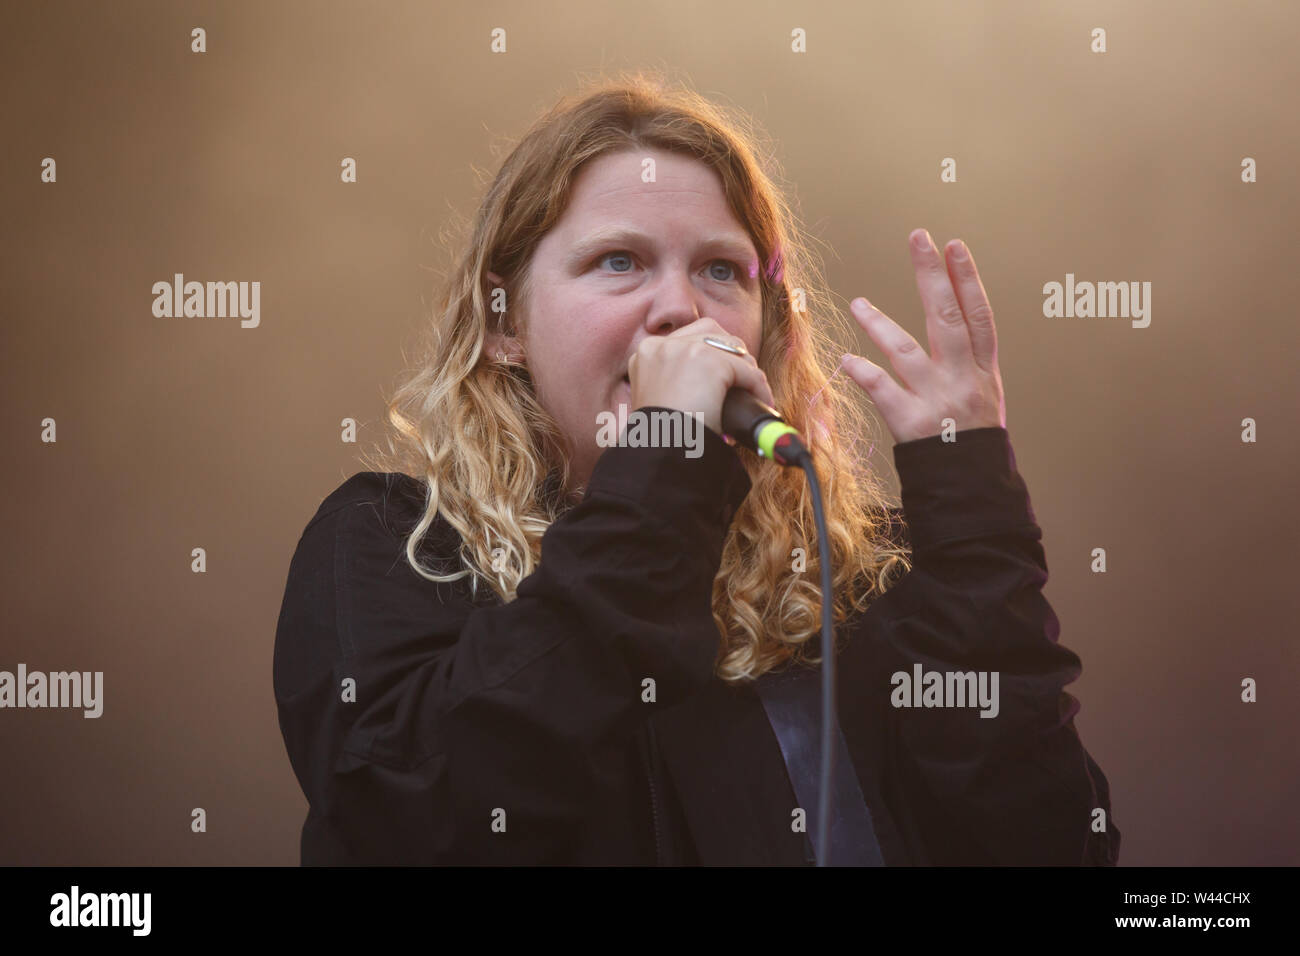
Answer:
top-left (756, 420), bottom-right (800, 460)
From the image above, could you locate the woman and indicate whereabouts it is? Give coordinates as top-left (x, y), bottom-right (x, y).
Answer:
top-left (273, 72), bottom-right (1119, 866)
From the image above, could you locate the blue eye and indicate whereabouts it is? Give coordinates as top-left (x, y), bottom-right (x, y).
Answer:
top-left (709, 260), bottom-right (739, 282)
top-left (597, 251), bottom-right (635, 273)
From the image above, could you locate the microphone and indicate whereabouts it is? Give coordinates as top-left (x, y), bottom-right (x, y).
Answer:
top-left (721, 388), bottom-right (811, 466)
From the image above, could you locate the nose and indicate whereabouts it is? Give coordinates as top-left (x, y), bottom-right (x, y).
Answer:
top-left (642, 269), bottom-right (708, 336)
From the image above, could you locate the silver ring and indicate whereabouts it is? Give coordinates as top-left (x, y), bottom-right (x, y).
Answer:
top-left (703, 336), bottom-right (747, 357)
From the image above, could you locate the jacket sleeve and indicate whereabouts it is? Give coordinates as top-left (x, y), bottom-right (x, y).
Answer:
top-left (272, 416), bottom-right (752, 864)
top-left (848, 426), bottom-right (1120, 866)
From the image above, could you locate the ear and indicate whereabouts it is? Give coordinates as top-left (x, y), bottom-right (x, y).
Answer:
top-left (483, 328), bottom-right (525, 364)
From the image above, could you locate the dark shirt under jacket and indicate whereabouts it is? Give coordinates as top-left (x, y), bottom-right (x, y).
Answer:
top-left (273, 413), bottom-right (1120, 866)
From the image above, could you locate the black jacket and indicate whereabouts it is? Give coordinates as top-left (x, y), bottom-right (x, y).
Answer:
top-left (272, 418), bottom-right (1120, 866)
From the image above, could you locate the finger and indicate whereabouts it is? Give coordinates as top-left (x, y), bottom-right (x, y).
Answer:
top-left (849, 297), bottom-right (932, 394)
top-left (690, 338), bottom-right (773, 406)
top-left (943, 239), bottom-right (998, 372)
top-left (839, 352), bottom-right (911, 423)
top-left (687, 323), bottom-right (760, 370)
top-left (671, 315), bottom-right (727, 339)
top-left (678, 317), bottom-right (755, 356)
top-left (729, 358), bottom-right (776, 407)
top-left (909, 228), bottom-right (976, 368)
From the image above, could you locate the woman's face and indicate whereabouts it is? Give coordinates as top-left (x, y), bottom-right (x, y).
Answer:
top-left (512, 147), bottom-right (765, 493)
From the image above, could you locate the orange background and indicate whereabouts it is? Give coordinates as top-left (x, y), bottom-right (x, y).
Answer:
top-left (2, 1), bottom-right (1297, 865)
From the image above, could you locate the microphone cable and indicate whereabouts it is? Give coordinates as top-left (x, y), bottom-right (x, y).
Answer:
top-left (720, 386), bottom-right (837, 867)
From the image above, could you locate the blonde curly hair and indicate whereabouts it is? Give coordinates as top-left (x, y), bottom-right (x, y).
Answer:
top-left (362, 69), bottom-right (911, 683)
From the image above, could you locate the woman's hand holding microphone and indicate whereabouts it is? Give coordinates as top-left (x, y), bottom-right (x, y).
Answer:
top-left (627, 317), bottom-right (775, 439)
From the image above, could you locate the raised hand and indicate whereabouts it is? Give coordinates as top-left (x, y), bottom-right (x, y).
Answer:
top-left (840, 229), bottom-right (1007, 445)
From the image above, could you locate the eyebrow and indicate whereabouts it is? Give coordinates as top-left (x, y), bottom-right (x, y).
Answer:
top-left (567, 226), bottom-right (758, 268)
